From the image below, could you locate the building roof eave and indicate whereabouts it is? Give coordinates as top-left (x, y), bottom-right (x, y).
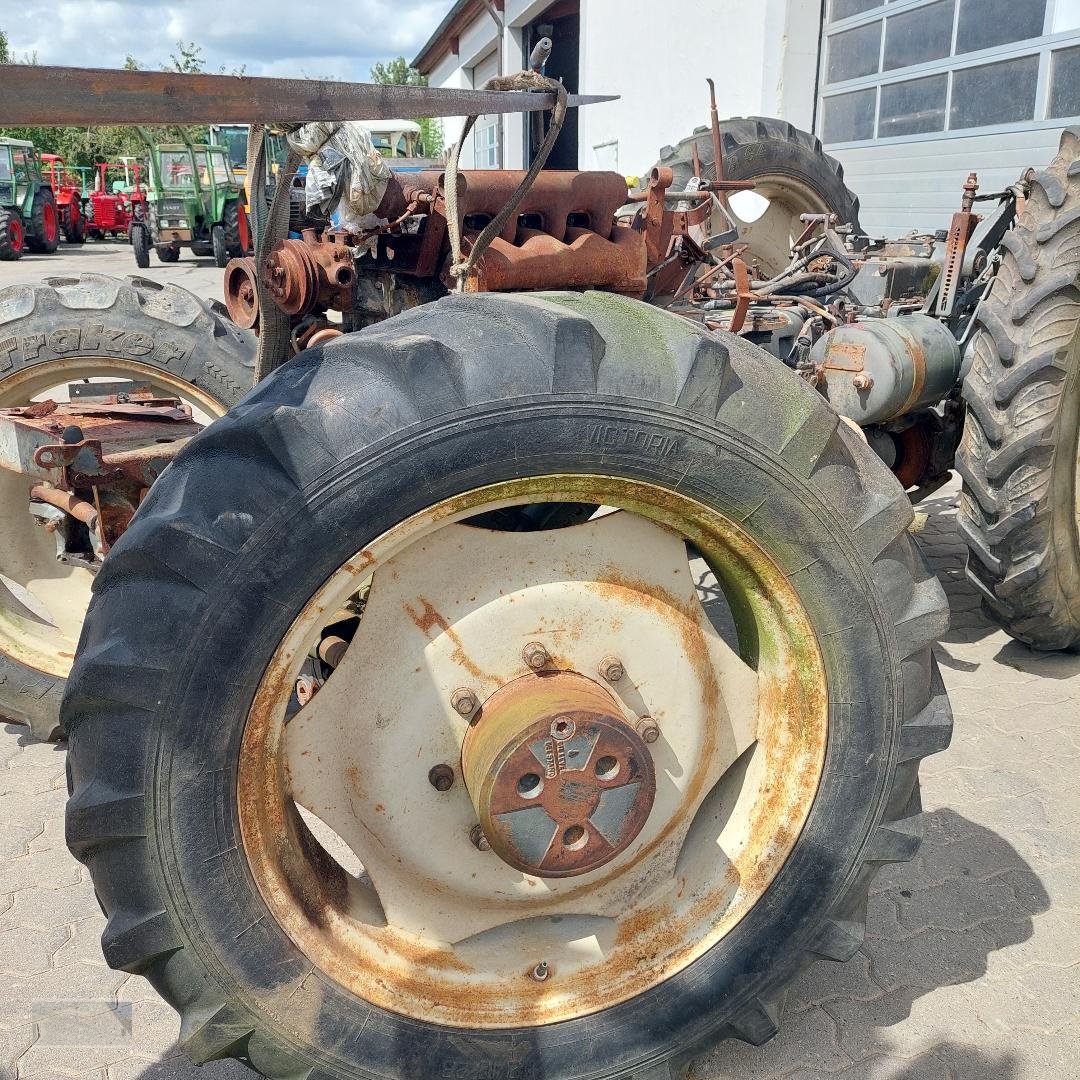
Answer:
top-left (412, 0), bottom-right (487, 75)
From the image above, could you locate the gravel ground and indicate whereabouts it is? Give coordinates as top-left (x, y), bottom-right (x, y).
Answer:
top-left (0, 245), bottom-right (1077, 1079)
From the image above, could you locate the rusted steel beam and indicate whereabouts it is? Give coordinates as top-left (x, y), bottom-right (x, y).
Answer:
top-left (0, 66), bottom-right (614, 126)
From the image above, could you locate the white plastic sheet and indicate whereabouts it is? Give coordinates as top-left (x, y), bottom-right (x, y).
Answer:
top-left (287, 121), bottom-right (392, 233)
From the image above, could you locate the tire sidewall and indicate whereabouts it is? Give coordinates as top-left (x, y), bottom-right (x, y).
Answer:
top-left (148, 399), bottom-right (900, 1079)
top-left (0, 288), bottom-right (241, 402)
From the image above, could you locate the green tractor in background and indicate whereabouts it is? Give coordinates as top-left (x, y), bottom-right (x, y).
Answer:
top-left (0, 137), bottom-right (61, 260)
top-left (130, 128), bottom-right (249, 269)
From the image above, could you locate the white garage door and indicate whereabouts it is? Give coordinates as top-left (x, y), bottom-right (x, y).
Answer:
top-left (817, 0), bottom-right (1080, 234)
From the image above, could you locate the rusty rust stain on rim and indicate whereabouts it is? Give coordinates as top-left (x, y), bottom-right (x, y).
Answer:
top-left (236, 474), bottom-right (828, 1029)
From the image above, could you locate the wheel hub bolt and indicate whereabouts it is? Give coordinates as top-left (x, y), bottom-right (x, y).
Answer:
top-left (428, 764), bottom-right (455, 792)
top-left (470, 824), bottom-right (491, 851)
top-left (451, 687), bottom-right (478, 717)
top-left (598, 656), bottom-right (625, 683)
top-left (549, 716), bottom-right (575, 741)
top-left (522, 642), bottom-right (550, 670)
top-left (531, 961), bottom-right (550, 982)
top-left (636, 717), bottom-right (660, 744)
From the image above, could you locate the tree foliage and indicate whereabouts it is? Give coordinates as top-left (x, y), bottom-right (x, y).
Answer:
top-left (370, 56), bottom-right (444, 158)
top-left (0, 31), bottom-right (240, 178)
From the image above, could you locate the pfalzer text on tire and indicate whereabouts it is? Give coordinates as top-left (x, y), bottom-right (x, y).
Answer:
top-left (0, 274), bottom-right (254, 741)
top-left (957, 127), bottom-right (1080, 650)
top-left (64, 292), bottom-right (951, 1079)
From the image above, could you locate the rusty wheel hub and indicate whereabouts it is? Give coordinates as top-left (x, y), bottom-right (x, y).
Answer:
top-left (463, 671), bottom-right (656, 877)
top-left (223, 256), bottom-right (260, 329)
top-left (238, 476), bottom-right (829, 1029)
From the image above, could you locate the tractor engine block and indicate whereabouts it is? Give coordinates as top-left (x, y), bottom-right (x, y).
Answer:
top-left (225, 169), bottom-right (648, 331)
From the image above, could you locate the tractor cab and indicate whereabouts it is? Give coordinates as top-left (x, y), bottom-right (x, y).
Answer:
top-left (133, 133), bottom-right (248, 268)
top-left (0, 138), bottom-right (60, 259)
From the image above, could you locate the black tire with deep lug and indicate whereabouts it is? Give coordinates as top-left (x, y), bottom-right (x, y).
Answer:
top-left (211, 223), bottom-right (229, 268)
top-left (131, 224), bottom-right (150, 268)
top-left (223, 198), bottom-right (244, 256)
top-left (65, 204), bottom-right (86, 244)
top-left (658, 116), bottom-right (861, 228)
top-left (957, 126), bottom-right (1080, 650)
top-left (64, 291), bottom-right (951, 1079)
top-left (0, 208), bottom-right (25, 261)
top-left (25, 186), bottom-right (60, 253)
top-left (0, 274), bottom-right (255, 741)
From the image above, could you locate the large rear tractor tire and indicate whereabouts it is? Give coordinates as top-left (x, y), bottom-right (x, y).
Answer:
top-left (64, 292), bottom-right (951, 1079)
top-left (25, 187), bottom-right (60, 254)
top-left (957, 126), bottom-right (1080, 650)
top-left (657, 117), bottom-right (862, 276)
top-left (0, 274), bottom-right (255, 741)
top-left (64, 203), bottom-right (86, 245)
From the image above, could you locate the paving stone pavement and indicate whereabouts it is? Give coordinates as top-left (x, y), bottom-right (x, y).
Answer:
top-left (1, 476), bottom-right (1077, 1080)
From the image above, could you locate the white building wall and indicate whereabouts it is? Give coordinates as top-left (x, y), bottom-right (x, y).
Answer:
top-left (424, 0), bottom-right (822, 176)
top-left (427, 0), bottom-right (569, 170)
top-left (578, 0), bottom-right (822, 177)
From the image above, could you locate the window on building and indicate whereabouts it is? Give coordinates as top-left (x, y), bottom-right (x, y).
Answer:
top-left (1050, 44), bottom-right (1080, 118)
top-left (473, 117), bottom-right (499, 169)
top-left (879, 73), bottom-right (948, 136)
top-left (822, 87), bottom-right (877, 142)
top-left (819, 0), bottom-right (1080, 144)
top-left (830, 0), bottom-right (880, 21)
top-left (470, 50), bottom-right (500, 169)
top-left (955, 0), bottom-right (1046, 56)
top-left (950, 55), bottom-right (1040, 129)
top-left (827, 21), bottom-right (882, 83)
top-left (883, 1), bottom-right (953, 71)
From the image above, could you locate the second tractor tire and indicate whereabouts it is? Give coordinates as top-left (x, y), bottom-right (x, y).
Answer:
top-left (957, 126), bottom-right (1080, 650)
top-left (0, 274), bottom-right (255, 740)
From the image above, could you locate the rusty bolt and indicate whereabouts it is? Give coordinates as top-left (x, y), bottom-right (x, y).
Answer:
top-left (451, 688), bottom-right (478, 717)
top-left (852, 373), bottom-right (874, 392)
top-left (531, 961), bottom-right (551, 982)
top-left (550, 716), bottom-right (576, 741)
top-left (428, 764), bottom-right (455, 792)
top-left (470, 824), bottom-right (491, 851)
top-left (636, 717), bottom-right (661, 744)
top-left (523, 642), bottom-right (550, 670)
top-left (295, 675), bottom-right (319, 707)
top-left (598, 656), bottom-right (625, 683)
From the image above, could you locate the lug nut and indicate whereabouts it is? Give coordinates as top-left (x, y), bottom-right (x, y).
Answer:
top-left (428, 764), bottom-right (455, 792)
top-left (523, 642), bottom-right (550, 670)
top-left (531, 961), bottom-right (550, 982)
top-left (636, 717), bottom-right (661, 744)
top-left (451, 687), bottom-right (478, 717)
top-left (470, 824), bottom-right (491, 851)
top-left (599, 656), bottom-right (625, 683)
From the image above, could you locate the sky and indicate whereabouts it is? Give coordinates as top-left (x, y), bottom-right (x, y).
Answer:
top-left (3, 0), bottom-right (448, 80)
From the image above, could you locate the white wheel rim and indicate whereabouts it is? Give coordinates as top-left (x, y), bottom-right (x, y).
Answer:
top-left (238, 475), bottom-right (828, 1028)
top-left (0, 358), bottom-right (225, 677)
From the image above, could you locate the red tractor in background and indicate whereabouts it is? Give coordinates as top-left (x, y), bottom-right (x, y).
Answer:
top-left (86, 161), bottom-right (146, 240)
top-left (40, 153), bottom-right (87, 243)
